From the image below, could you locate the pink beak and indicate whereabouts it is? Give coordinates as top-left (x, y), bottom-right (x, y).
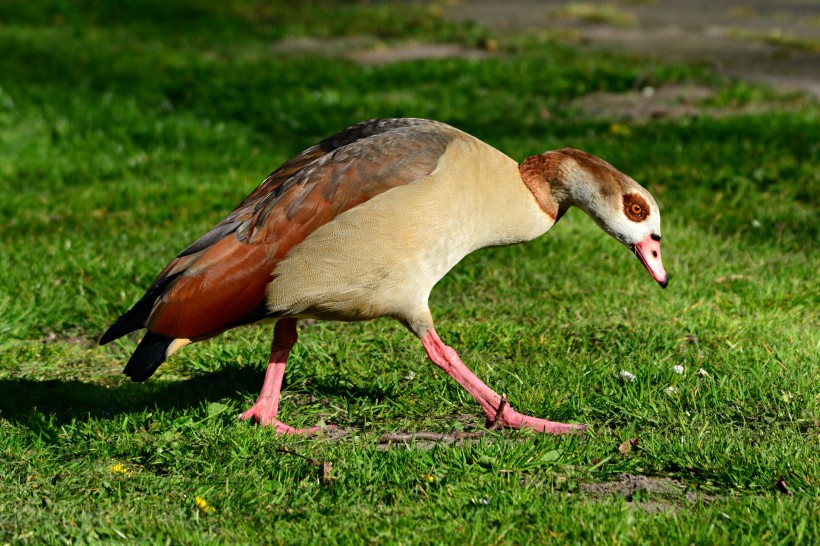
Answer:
top-left (633, 234), bottom-right (668, 288)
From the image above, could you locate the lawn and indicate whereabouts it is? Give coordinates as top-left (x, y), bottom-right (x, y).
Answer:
top-left (0, 1), bottom-right (818, 544)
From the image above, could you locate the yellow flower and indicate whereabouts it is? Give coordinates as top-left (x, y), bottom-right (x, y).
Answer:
top-left (608, 123), bottom-right (632, 137)
top-left (109, 463), bottom-right (133, 475)
top-left (195, 496), bottom-right (216, 513)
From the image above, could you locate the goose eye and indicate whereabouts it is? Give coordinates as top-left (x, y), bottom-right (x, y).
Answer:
top-left (623, 193), bottom-right (650, 222)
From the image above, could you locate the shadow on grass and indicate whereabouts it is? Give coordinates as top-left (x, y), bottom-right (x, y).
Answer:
top-left (0, 366), bottom-right (392, 430)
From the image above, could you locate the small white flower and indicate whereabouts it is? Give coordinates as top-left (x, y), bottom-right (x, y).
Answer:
top-left (618, 370), bottom-right (636, 383)
top-left (404, 371), bottom-right (415, 381)
top-left (751, 219), bottom-right (761, 228)
top-left (665, 386), bottom-right (678, 395)
top-left (673, 365), bottom-right (684, 374)
top-left (697, 368), bottom-right (709, 377)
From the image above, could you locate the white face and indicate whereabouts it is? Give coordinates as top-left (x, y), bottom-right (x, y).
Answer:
top-left (603, 186), bottom-right (662, 247)
top-left (548, 149), bottom-right (661, 247)
top-left (604, 184), bottom-right (667, 288)
top-left (579, 173), bottom-right (667, 288)
top-left (535, 147), bottom-right (668, 287)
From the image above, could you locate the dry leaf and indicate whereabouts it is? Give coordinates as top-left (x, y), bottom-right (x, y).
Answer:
top-left (321, 461), bottom-right (333, 485)
top-left (618, 438), bottom-right (638, 455)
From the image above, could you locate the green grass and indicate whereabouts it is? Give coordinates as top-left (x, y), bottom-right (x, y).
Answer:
top-left (1, 1), bottom-right (818, 544)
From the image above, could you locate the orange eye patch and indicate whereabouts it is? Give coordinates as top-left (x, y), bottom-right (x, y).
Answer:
top-left (623, 193), bottom-right (650, 222)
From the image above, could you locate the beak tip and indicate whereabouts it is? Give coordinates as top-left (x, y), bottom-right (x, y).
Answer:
top-left (634, 235), bottom-right (668, 290)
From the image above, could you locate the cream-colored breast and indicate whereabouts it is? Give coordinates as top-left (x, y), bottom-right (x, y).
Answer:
top-left (265, 135), bottom-right (555, 335)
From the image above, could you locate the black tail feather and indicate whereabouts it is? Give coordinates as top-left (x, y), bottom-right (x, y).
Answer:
top-left (99, 305), bottom-right (148, 345)
top-left (99, 274), bottom-right (179, 345)
top-left (123, 332), bottom-right (174, 382)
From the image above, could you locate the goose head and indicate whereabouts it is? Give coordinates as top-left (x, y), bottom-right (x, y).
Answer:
top-left (522, 148), bottom-right (668, 288)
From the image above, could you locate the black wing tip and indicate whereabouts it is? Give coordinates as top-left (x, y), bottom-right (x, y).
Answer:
top-left (99, 331), bottom-right (113, 346)
top-left (123, 332), bottom-right (174, 382)
top-left (99, 314), bottom-right (139, 345)
top-left (100, 273), bottom-right (181, 346)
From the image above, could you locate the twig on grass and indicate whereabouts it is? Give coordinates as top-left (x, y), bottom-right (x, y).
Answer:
top-left (380, 397), bottom-right (511, 444)
top-left (378, 431), bottom-right (488, 444)
top-left (275, 447), bottom-right (333, 485)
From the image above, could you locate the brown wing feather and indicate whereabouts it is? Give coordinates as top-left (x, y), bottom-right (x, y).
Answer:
top-left (142, 118), bottom-right (455, 340)
top-left (147, 238), bottom-right (274, 338)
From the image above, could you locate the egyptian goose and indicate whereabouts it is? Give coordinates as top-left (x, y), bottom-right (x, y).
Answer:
top-left (101, 118), bottom-right (667, 434)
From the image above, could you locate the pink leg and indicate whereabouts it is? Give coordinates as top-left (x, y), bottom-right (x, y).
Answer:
top-left (421, 329), bottom-right (585, 434)
top-left (238, 318), bottom-right (326, 434)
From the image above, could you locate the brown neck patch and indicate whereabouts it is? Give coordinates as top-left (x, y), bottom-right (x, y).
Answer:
top-left (519, 154), bottom-right (561, 219)
top-left (623, 192), bottom-right (650, 222)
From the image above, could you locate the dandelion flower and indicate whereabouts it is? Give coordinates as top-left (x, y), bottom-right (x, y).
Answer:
top-left (195, 496), bottom-right (216, 513)
top-left (109, 463), bottom-right (133, 475)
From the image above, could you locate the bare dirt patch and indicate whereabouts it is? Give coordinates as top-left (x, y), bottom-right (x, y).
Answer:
top-left (350, 43), bottom-right (492, 65)
top-left (573, 84), bottom-right (712, 121)
top-left (570, 83), bottom-right (798, 121)
top-left (271, 37), bottom-right (493, 65)
top-left (582, 472), bottom-right (682, 498)
top-left (444, 0), bottom-right (820, 98)
top-left (42, 330), bottom-right (94, 347)
top-left (580, 472), bottom-right (718, 512)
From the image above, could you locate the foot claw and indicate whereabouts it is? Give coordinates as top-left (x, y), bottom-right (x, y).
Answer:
top-left (487, 397), bottom-right (508, 431)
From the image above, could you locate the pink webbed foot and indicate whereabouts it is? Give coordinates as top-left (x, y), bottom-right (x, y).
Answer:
top-left (238, 318), bottom-right (333, 435)
top-left (421, 329), bottom-right (586, 436)
top-left (488, 398), bottom-right (585, 434)
top-left (238, 398), bottom-right (330, 435)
